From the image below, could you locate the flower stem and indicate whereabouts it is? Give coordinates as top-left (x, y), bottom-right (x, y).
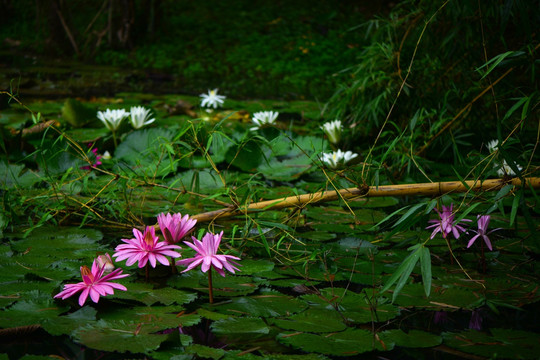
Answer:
top-left (208, 267), bottom-right (214, 304)
top-left (112, 131), bottom-right (118, 148)
top-left (145, 263), bottom-right (149, 282)
top-left (170, 257), bottom-right (178, 274)
top-left (481, 241), bottom-right (486, 273)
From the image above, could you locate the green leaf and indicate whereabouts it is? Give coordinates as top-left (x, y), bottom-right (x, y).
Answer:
top-left (0, 296), bottom-right (68, 328)
top-left (110, 282), bottom-right (197, 306)
top-left (211, 317), bottom-right (270, 335)
top-left (509, 193), bottom-right (520, 227)
top-left (42, 306), bottom-right (97, 336)
top-left (73, 319), bottom-right (168, 353)
top-left (115, 128), bottom-right (177, 177)
top-left (270, 308), bottom-right (346, 333)
top-left (380, 329), bottom-right (441, 348)
top-left (185, 344), bottom-right (225, 360)
top-left (381, 244), bottom-right (421, 302)
top-left (420, 246), bottom-right (432, 297)
top-left (443, 329), bottom-right (540, 359)
top-left (277, 328), bottom-right (389, 356)
top-left (213, 291), bottom-right (308, 317)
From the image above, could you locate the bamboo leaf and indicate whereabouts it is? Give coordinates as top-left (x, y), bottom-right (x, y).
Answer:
top-left (420, 246), bottom-right (432, 297)
top-left (392, 248), bottom-right (421, 303)
top-left (381, 244), bottom-right (421, 296)
top-left (392, 202), bottom-right (426, 228)
top-left (509, 193), bottom-right (520, 227)
top-left (257, 225), bottom-right (271, 257)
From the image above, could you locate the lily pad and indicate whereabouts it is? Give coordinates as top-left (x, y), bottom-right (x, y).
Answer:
top-left (379, 329), bottom-right (442, 348)
top-left (213, 290), bottom-right (308, 317)
top-left (443, 328), bottom-right (540, 359)
top-left (270, 308), bottom-right (347, 332)
top-left (42, 306), bottom-right (97, 336)
top-left (211, 317), bottom-right (270, 335)
top-left (73, 319), bottom-right (168, 353)
top-left (0, 296), bottom-right (68, 328)
top-left (277, 328), bottom-right (388, 356)
top-left (110, 282), bottom-right (197, 306)
top-left (168, 270), bottom-right (259, 297)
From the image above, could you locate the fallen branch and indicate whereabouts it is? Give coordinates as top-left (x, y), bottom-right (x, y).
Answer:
top-left (190, 177), bottom-right (540, 223)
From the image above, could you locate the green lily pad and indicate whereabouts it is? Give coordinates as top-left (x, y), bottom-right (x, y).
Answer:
top-left (379, 329), bottom-right (442, 348)
top-left (382, 283), bottom-right (479, 310)
top-left (110, 281), bottom-right (197, 306)
top-left (270, 308), bottom-right (347, 333)
top-left (443, 328), bottom-right (540, 359)
top-left (42, 306), bottom-right (97, 336)
top-left (0, 280), bottom-right (60, 309)
top-left (99, 305), bottom-right (201, 329)
top-left (301, 288), bottom-right (400, 323)
top-left (0, 162), bottom-right (40, 189)
top-left (277, 328), bottom-right (388, 356)
top-left (61, 98), bottom-right (98, 128)
top-left (213, 290), bottom-right (308, 317)
top-left (185, 344), bottom-right (225, 360)
top-left (115, 127), bottom-right (177, 177)
top-left (168, 271), bottom-right (259, 297)
top-left (73, 319), bottom-right (168, 353)
top-left (238, 259), bottom-right (275, 275)
top-left (0, 296), bottom-right (68, 328)
top-left (211, 317), bottom-right (270, 335)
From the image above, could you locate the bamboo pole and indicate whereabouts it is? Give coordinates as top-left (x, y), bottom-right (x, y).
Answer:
top-left (190, 177), bottom-right (540, 223)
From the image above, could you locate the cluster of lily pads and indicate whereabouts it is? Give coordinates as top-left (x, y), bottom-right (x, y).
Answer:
top-left (93, 88), bottom-right (360, 170)
top-left (55, 212), bottom-right (240, 306)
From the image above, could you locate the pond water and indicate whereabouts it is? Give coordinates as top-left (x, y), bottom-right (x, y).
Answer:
top-left (0, 61), bottom-right (539, 359)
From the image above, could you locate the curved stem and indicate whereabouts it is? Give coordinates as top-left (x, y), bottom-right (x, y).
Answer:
top-left (208, 267), bottom-right (214, 304)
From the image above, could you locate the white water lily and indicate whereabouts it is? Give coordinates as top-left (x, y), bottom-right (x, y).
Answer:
top-left (251, 111), bottom-right (279, 130)
top-left (321, 120), bottom-right (342, 144)
top-left (486, 139), bottom-right (499, 153)
top-left (321, 149), bottom-right (358, 168)
top-left (129, 106), bottom-right (155, 129)
top-left (496, 159), bottom-right (522, 177)
top-left (102, 151), bottom-right (112, 160)
top-left (200, 88), bottom-right (226, 109)
top-left (97, 109), bottom-right (129, 132)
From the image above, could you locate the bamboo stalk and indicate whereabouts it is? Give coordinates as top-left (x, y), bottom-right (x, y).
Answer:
top-left (190, 177), bottom-right (540, 223)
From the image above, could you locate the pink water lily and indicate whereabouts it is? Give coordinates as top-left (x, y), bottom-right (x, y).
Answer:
top-left (113, 226), bottom-right (181, 268)
top-left (54, 255), bottom-right (129, 306)
top-left (81, 146), bottom-right (103, 170)
top-left (467, 215), bottom-right (500, 251)
top-left (157, 212), bottom-right (197, 244)
top-left (426, 204), bottom-right (471, 239)
top-left (177, 231), bottom-right (241, 277)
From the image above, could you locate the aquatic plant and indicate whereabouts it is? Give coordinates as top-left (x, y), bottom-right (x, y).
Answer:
top-left (157, 212), bottom-right (197, 245)
top-left (497, 159), bottom-right (523, 177)
top-left (97, 108), bottom-right (129, 147)
top-left (200, 88), bottom-right (226, 109)
top-left (113, 226), bottom-right (181, 269)
top-left (129, 106), bottom-right (155, 129)
top-left (80, 146), bottom-right (102, 170)
top-left (426, 204), bottom-right (471, 240)
top-left (54, 255), bottom-right (129, 306)
top-left (320, 149), bottom-right (358, 168)
top-left (177, 231), bottom-right (241, 303)
top-left (251, 110), bottom-right (279, 130)
top-left (97, 108), bottom-right (129, 132)
top-left (467, 215), bottom-right (500, 251)
top-left (321, 119), bottom-right (342, 145)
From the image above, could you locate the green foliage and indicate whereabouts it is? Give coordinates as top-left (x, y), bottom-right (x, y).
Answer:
top-left (0, 1), bottom-right (539, 358)
top-left (325, 0), bottom-right (539, 178)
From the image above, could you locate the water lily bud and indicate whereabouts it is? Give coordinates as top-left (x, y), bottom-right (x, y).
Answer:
top-left (96, 253), bottom-right (115, 274)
